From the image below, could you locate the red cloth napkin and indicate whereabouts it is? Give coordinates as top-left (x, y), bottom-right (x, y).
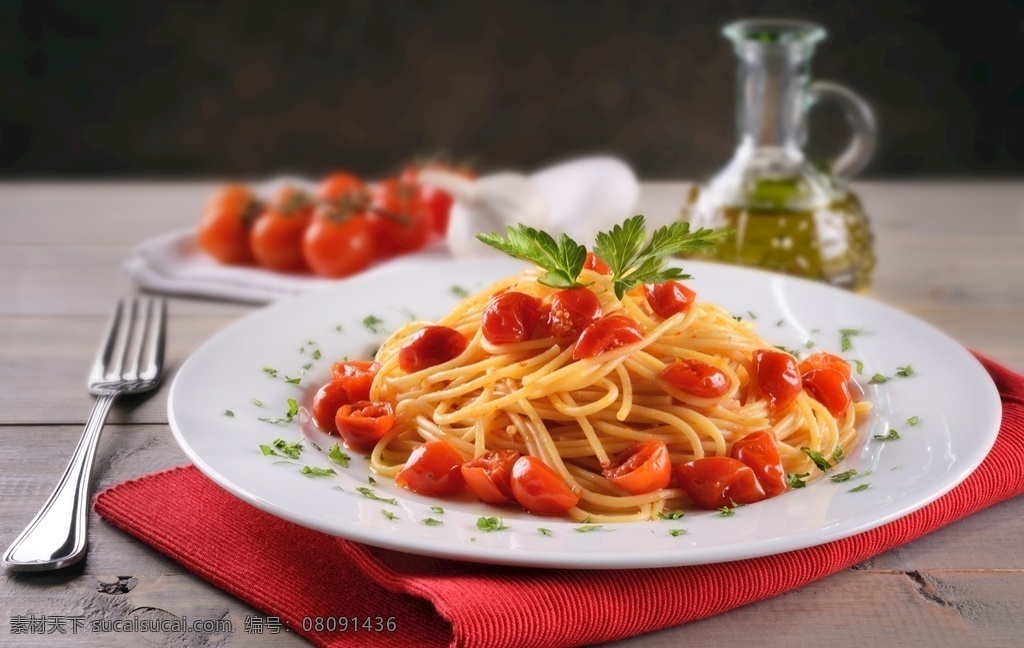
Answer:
top-left (94, 355), bottom-right (1024, 648)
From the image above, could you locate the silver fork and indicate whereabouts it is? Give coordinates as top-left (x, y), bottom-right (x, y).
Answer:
top-left (3, 297), bottom-right (166, 571)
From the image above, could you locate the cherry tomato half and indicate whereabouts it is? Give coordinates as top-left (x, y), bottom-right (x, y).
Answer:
top-left (752, 349), bottom-right (802, 413)
top-left (602, 439), bottom-right (672, 495)
top-left (644, 281), bottom-right (696, 319)
top-left (334, 400), bottom-right (395, 451)
top-left (302, 207), bottom-right (374, 278)
top-left (544, 287), bottom-right (601, 339)
top-left (510, 456), bottom-right (580, 515)
top-left (801, 368), bottom-right (853, 417)
top-left (572, 315), bottom-right (644, 360)
top-left (398, 326), bottom-right (468, 373)
top-left (311, 380), bottom-right (352, 434)
top-left (197, 185), bottom-right (261, 265)
top-left (799, 352), bottom-right (852, 382)
top-left (395, 441), bottom-right (466, 496)
top-left (368, 180), bottom-right (433, 257)
top-left (461, 448), bottom-right (521, 505)
top-left (660, 359), bottom-right (731, 399)
top-left (330, 360), bottom-right (381, 402)
top-left (673, 456), bottom-right (766, 509)
top-left (730, 430), bottom-right (786, 497)
top-left (482, 291), bottom-right (541, 345)
top-left (583, 251), bottom-right (611, 275)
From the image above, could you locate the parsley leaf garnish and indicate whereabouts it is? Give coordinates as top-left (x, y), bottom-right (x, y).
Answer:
top-left (356, 487), bottom-right (398, 505)
top-left (422, 517), bottom-right (443, 526)
top-left (848, 483), bottom-right (870, 492)
top-left (830, 469), bottom-right (858, 483)
top-left (839, 328), bottom-right (863, 352)
top-left (907, 415), bottom-right (920, 426)
top-left (380, 509), bottom-right (399, 521)
top-left (896, 365), bottom-right (915, 378)
top-left (476, 224), bottom-right (587, 290)
top-left (657, 510), bottom-right (686, 520)
top-left (851, 359), bottom-right (864, 375)
top-left (869, 373), bottom-right (890, 384)
top-left (263, 366), bottom-right (278, 377)
top-left (260, 437), bottom-right (303, 459)
top-left (538, 527), bottom-right (553, 537)
top-left (786, 472), bottom-right (810, 488)
top-left (312, 349), bottom-right (322, 360)
top-left (832, 446), bottom-right (844, 463)
top-left (451, 285), bottom-right (471, 298)
top-left (284, 375), bottom-right (301, 385)
top-left (300, 466), bottom-right (336, 477)
top-left (874, 429), bottom-right (900, 441)
top-left (669, 528), bottom-right (687, 537)
top-left (476, 516), bottom-right (510, 532)
top-left (716, 506), bottom-right (736, 517)
top-left (251, 397), bottom-right (263, 407)
top-left (801, 447), bottom-right (832, 472)
top-left (574, 524), bottom-right (604, 533)
top-left (363, 315), bottom-right (385, 333)
top-left (327, 443), bottom-right (350, 467)
top-left (224, 409), bottom-right (234, 417)
top-left (430, 506), bottom-right (444, 515)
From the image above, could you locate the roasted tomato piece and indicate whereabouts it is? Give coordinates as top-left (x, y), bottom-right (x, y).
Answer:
top-left (602, 439), bottom-right (671, 495)
top-left (461, 449), bottom-right (521, 505)
top-left (572, 315), bottom-right (644, 360)
top-left (398, 326), bottom-right (468, 373)
top-left (545, 287), bottom-right (601, 338)
top-left (730, 430), bottom-right (786, 497)
top-left (673, 456), bottom-right (766, 509)
top-left (799, 352), bottom-right (852, 381)
top-left (334, 400), bottom-right (394, 450)
top-left (659, 359), bottom-right (731, 398)
top-left (330, 360), bottom-right (381, 402)
top-left (583, 251), bottom-right (611, 275)
top-left (510, 456), bottom-right (579, 515)
top-left (311, 380), bottom-right (352, 433)
top-left (481, 291), bottom-right (542, 345)
top-left (752, 349), bottom-right (802, 413)
top-left (644, 281), bottom-right (696, 319)
top-left (395, 441), bottom-right (466, 496)
top-left (801, 368), bottom-right (853, 417)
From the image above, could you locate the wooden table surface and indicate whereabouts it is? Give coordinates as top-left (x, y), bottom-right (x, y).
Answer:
top-left (1, 180), bottom-right (1022, 647)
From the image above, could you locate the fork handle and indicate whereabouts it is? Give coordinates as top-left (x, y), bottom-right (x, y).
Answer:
top-left (3, 392), bottom-right (118, 571)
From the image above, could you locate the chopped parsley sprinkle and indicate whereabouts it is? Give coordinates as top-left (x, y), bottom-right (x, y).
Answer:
top-left (300, 466), bottom-right (336, 478)
top-left (284, 375), bottom-right (301, 385)
top-left (328, 443), bottom-right (350, 467)
top-left (356, 487), bottom-right (398, 505)
top-left (335, 324), bottom-right (343, 332)
top-left (362, 315), bottom-right (385, 333)
top-left (538, 527), bottom-right (553, 537)
top-left (263, 366), bottom-right (278, 377)
top-left (801, 447), bottom-right (832, 472)
top-left (805, 339), bottom-right (816, 349)
top-left (302, 362), bottom-right (313, 370)
top-left (430, 506), bottom-right (444, 515)
top-left (896, 365), bottom-right (915, 378)
top-left (716, 507), bottom-right (736, 517)
top-left (832, 447), bottom-right (845, 463)
top-left (869, 373), bottom-right (890, 384)
top-left (839, 328), bottom-right (864, 352)
top-left (874, 429), bottom-right (900, 441)
top-left (657, 510), bottom-right (685, 520)
top-left (776, 319), bottom-right (785, 327)
top-left (786, 472), bottom-right (810, 488)
top-left (476, 516), bottom-right (509, 532)
top-left (848, 483), bottom-right (870, 493)
top-left (574, 524), bottom-right (604, 533)
top-left (333, 485), bottom-right (344, 492)
top-left (907, 415), bottom-right (920, 426)
top-left (224, 409), bottom-right (235, 417)
top-left (830, 469), bottom-right (858, 483)
top-left (747, 310), bottom-right (757, 320)
top-left (851, 359), bottom-right (864, 375)
top-left (380, 509), bottom-right (399, 521)
top-left (451, 285), bottom-right (471, 298)
top-left (669, 528), bottom-right (687, 537)
top-left (773, 345), bottom-right (801, 356)
top-left (259, 398), bottom-right (300, 424)
top-left (312, 349), bottom-right (322, 360)
top-left (422, 518), bottom-right (443, 526)
top-left (251, 398), bottom-right (263, 407)
top-left (260, 438), bottom-right (303, 459)
top-left (367, 476), bottom-right (376, 485)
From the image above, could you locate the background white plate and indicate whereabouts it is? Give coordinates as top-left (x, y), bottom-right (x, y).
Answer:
top-left (168, 259), bottom-right (1001, 569)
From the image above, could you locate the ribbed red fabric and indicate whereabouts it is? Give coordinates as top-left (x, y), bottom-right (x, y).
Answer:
top-left (94, 355), bottom-right (1024, 648)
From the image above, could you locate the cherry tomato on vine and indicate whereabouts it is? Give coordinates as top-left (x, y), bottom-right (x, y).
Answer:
top-left (730, 430), bottom-right (786, 497)
top-left (317, 172), bottom-right (366, 203)
top-left (801, 368), bottom-right (853, 417)
top-left (250, 186), bottom-right (314, 272)
top-left (583, 251), bottom-right (611, 275)
top-left (602, 439), bottom-right (671, 495)
top-left (399, 163), bottom-right (472, 235)
top-left (302, 205), bottom-right (374, 278)
top-left (572, 315), bottom-right (644, 360)
top-left (543, 287), bottom-right (601, 339)
top-left (398, 326), bottom-right (468, 373)
top-left (461, 448), bottom-right (521, 505)
top-left (799, 352), bottom-right (852, 381)
top-left (510, 456), bottom-right (579, 515)
top-left (673, 456), bottom-right (766, 509)
top-left (482, 291), bottom-right (542, 344)
top-left (311, 380), bottom-right (352, 434)
top-left (395, 441), bottom-right (466, 496)
top-left (368, 180), bottom-right (433, 256)
top-left (197, 185), bottom-right (261, 265)
top-left (659, 359), bottom-right (731, 399)
top-left (752, 349), bottom-right (802, 413)
top-left (335, 401), bottom-right (395, 451)
top-left (644, 281), bottom-right (696, 319)
top-left (330, 360), bottom-right (381, 402)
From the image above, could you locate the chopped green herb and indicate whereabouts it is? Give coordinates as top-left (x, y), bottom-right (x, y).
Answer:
top-left (476, 516), bottom-right (510, 532)
top-left (367, 476), bottom-right (376, 485)
top-left (224, 409), bottom-right (235, 417)
top-left (832, 446), bottom-right (844, 463)
top-left (538, 527), bottom-right (553, 537)
top-left (284, 375), bottom-right (301, 385)
top-left (259, 438), bottom-right (303, 459)
top-left (299, 346), bottom-right (305, 354)
top-left (896, 365), bottom-right (915, 378)
top-left (327, 443), bottom-right (351, 468)
top-left (805, 339), bottom-right (816, 349)
top-left (422, 517), bottom-right (443, 526)
top-left (773, 345), bottom-right (801, 356)
top-left (776, 319), bottom-right (785, 327)
top-left (333, 485), bottom-right (344, 492)
top-left (335, 324), bottom-right (343, 332)
top-left (786, 472), bottom-right (810, 489)
top-left (430, 506), bottom-right (444, 515)
top-left (732, 315), bottom-right (743, 322)
top-left (300, 466), bottom-right (336, 478)
top-left (716, 507), bottom-right (736, 517)
top-left (362, 315), bottom-right (385, 334)
top-left (477, 225), bottom-right (587, 290)
top-left (574, 524), bottom-right (604, 533)
top-left (907, 415), bottom-right (920, 426)
top-left (669, 528), bottom-right (687, 537)
top-left (657, 510), bottom-right (685, 520)
top-left (451, 285), bottom-right (471, 298)
top-left (302, 362), bottom-right (313, 371)
top-left (251, 397), bottom-right (263, 407)
top-left (801, 447), bottom-right (832, 472)
top-left (356, 487), bottom-right (398, 505)
top-left (380, 509), bottom-right (399, 521)
top-left (851, 359), bottom-right (864, 375)
top-left (312, 349), bottom-right (322, 360)
top-left (874, 429), bottom-right (900, 441)
top-left (263, 366), bottom-right (278, 377)
top-left (848, 483), bottom-right (870, 493)
top-left (839, 328), bottom-right (864, 352)
top-left (747, 310), bottom-right (758, 320)
top-left (869, 373), bottom-right (889, 385)
top-left (830, 469), bottom-right (858, 483)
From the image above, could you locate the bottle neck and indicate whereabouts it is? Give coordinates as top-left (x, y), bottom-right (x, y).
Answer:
top-left (734, 45), bottom-right (811, 155)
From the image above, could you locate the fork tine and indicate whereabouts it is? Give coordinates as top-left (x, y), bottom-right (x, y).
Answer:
top-left (140, 298), bottom-right (166, 381)
top-left (90, 300), bottom-right (124, 386)
top-left (107, 299), bottom-right (137, 381)
top-left (123, 298), bottom-right (149, 381)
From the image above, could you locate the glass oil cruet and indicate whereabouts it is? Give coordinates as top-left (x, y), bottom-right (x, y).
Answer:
top-left (682, 19), bottom-right (877, 291)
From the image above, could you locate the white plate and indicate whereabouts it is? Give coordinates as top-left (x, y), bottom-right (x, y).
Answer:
top-left (168, 259), bottom-right (1001, 569)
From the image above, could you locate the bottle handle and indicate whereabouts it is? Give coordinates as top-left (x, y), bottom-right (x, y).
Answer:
top-left (808, 81), bottom-right (877, 180)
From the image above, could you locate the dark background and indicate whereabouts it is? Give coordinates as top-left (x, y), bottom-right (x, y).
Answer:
top-left (3, 0), bottom-right (1022, 179)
